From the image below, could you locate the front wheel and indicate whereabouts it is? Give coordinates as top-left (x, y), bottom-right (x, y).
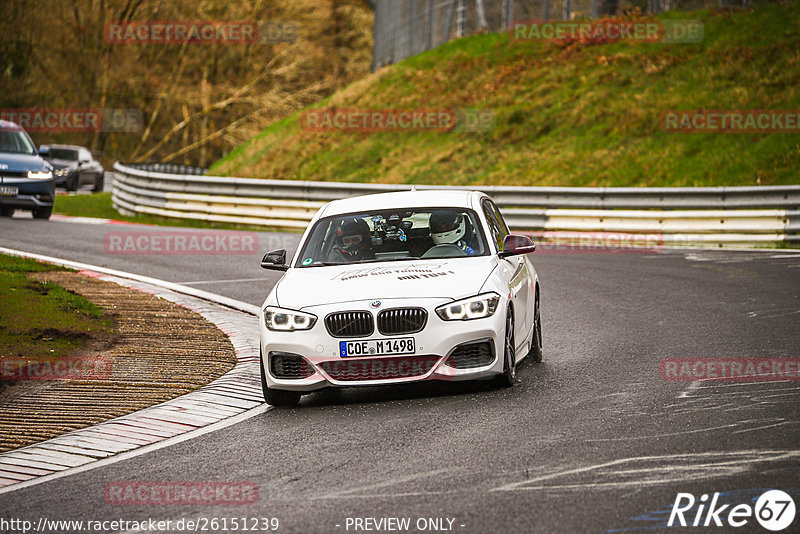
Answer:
top-left (0, 207), bottom-right (13, 217)
top-left (66, 174), bottom-right (79, 191)
top-left (32, 207), bottom-right (52, 220)
top-left (92, 174), bottom-right (104, 193)
top-left (260, 352), bottom-right (301, 407)
top-left (497, 310), bottom-right (516, 387)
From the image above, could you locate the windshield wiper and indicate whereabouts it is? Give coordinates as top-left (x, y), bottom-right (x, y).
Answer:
top-left (354, 257), bottom-right (421, 264)
top-left (302, 257), bottom-right (423, 267)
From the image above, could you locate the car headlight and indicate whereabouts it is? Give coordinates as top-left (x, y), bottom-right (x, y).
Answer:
top-left (53, 168), bottom-right (71, 177)
top-left (263, 306), bottom-right (317, 331)
top-left (27, 170), bottom-right (53, 179)
top-left (435, 292), bottom-right (500, 321)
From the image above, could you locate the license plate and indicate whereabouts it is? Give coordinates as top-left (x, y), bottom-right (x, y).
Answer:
top-left (340, 337), bottom-right (415, 358)
top-left (0, 186), bottom-right (18, 197)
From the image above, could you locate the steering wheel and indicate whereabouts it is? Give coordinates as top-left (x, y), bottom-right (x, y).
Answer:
top-left (421, 244), bottom-right (466, 258)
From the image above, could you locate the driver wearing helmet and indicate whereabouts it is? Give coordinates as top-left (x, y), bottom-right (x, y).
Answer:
top-left (328, 217), bottom-right (375, 262)
top-left (429, 210), bottom-right (476, 256)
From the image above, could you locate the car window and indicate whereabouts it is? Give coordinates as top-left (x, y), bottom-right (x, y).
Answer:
top-left (49, 148), bottom-right (79, 160)
top-left (481, 199), bottom-right (508, 252)
top-left (296, 208), bottom-right (488, 267)
top-left (0, 127), bottom-right (36, 155)
top-left (488, 200), bottom-right (511, 235)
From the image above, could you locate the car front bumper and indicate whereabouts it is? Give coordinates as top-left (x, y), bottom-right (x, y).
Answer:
top-left (0, 178), bottom-right (55, 209)
top-left (52, 172), bottom-right (75, 186)
top-left (259, 297), bottom-right (506, 392)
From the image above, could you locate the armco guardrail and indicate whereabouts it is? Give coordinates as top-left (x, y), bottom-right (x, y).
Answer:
top-left (112, 162), bottom-right (800, 247)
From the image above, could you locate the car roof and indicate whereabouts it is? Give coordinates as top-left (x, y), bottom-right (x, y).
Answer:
top-left (0, 119), bottom-right (23, 131)
top-left (47, 144), bottom-right (86, 151)
top-left (319, 190), bottom-right (486, 218)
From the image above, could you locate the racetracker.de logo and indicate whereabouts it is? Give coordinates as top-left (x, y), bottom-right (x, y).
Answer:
top-left (104, 20), bottom-right (297, 45)
top-left (0, 108), bottom-right (142, 133)
top-left (662, 110), bottom-right (800, 133)
top-left (104, 231), bottom-right (259, 255)
top-left (510, 19), bottom-right (703, 43)
top-left (529, 232), bottom-right (664, 254)
top-left (104, 482), bottom-right (258, 505)
top-left (660, 357), bottom-right (800, 382)
top-left (1, 356), bottom-right (112, 381)
top-left (300, 108), bottom-right (495, 133)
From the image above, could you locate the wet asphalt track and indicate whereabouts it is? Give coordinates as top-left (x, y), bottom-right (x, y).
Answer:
top-left (1, 215), bottom-right (799, 533)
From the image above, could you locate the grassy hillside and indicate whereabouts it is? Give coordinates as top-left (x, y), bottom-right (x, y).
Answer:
top-left (212, 4), bottom-right (800, 187)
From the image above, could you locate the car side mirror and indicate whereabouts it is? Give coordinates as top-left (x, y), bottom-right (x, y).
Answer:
top-left (39, 145), bottom-right (50, 156)
top-left (79, 158), bottom-right (89, 165)
top-left (499, 234), bottom-right (536, 258)
top-left (261, 249), bottom-right (289, 271)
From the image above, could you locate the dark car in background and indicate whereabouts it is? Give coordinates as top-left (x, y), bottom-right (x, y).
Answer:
top-left (0, 120), bottom-right (55, 220)
top-left (41, 144), bottom-right (104, 192)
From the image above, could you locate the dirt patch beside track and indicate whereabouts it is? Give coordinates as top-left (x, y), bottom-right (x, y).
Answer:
top-left (0, 271), bottom-right (237, 452)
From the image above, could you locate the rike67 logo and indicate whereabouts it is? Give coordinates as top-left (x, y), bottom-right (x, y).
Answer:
top-left (669, 490), bottom-right (795, 531)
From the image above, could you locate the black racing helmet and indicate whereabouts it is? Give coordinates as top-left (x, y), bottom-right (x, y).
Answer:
top-left (429, 210), bottom-right (466, 245)
top-left (335, 217), bottom-right (371, 255)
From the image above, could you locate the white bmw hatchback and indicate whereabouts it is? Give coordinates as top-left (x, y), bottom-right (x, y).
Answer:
top-left (258, 190), bottom-right (542, 406)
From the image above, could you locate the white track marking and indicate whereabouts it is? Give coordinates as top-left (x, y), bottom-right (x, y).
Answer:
top-left (732, 420), bottom-right (792, 434)
top-left (50, 214), bottom-right (115, 225)
top-left (319, 468), bottom-right (455, 499)
top-left (492, 450), bottom-right (800, 492)
top-left (177, 277), bottom-right (274, 285)
top-left (694, 379), bottom-right (794, 389)
top-left (584, 423), bottom-right (741, 442)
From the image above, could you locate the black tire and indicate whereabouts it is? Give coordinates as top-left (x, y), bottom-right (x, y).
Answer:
top-left (66, 174), bottom-right (79, 192)
top-left (497, 309), bottom-right (516, 387)
top-left (526, 293), bottom-right (543, 363)
top-left (92, 174), bottom-right (104, 193)
top-left (32, 207), bottom-right (52, 220)
top-left (260, 352), bottom-right (301, 407)
top-left (0, 207), bottom-right (13, 217)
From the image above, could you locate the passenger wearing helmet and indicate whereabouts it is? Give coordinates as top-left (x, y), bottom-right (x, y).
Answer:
top-left (428, 210), bottom-right (476, 256)
top-left (328, 217), bottom-right (375, 262)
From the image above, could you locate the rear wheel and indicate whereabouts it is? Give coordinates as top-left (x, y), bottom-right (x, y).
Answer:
top-left (497, 309), bottom-right (516, 387)
top-left (32, 207), bottom-right (52, 220)
top-left (260, 352), bottom-right (301, 407)
top-left (526, 294), bottom-right (543, 363)
top-left (0, 207), bottom-right (13, 217)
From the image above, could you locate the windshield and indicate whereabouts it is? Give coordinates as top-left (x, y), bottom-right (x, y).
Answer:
top-left (0, 127), bottom-right (36, 155)
top-left (49, 148), bottom-right (78, 160)
top-left (296, 208), bottom-right (488, 267)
